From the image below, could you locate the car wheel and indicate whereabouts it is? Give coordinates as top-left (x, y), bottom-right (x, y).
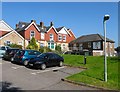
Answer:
top-left (11, 57), bottom-right (14, 62)
top-left (59, 61), bottom-right (63, 67)
top-left (40, 64), bottom-right (46, 70)
top-left (24, 60), bottom-right (29, 66)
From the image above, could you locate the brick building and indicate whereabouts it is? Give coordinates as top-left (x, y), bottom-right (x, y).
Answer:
top-left (69, 34), bottom-right (115, 56)
top-left (15, 20), bottom-right (75, 51)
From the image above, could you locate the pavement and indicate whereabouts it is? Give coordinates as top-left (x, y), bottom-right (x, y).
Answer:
top-left (0, 59), bottom-right (99, 91)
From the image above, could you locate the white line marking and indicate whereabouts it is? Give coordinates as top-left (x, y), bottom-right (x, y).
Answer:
top-left (31, 66), bottom-right (66, 75)
top-left (0, 63), bottom-right (2, 64)
top-left (11, 66), bottom-right (24, 69)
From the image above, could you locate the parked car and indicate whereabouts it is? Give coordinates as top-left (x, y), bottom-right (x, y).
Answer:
top-left (3, 48), bottom-right (20, 61)
top-left (12, 50), bottom-right (41, 65)
top-left (0, 46), bottom-right (11, 58)
top-left (28, 52), bottom-right (64, 70)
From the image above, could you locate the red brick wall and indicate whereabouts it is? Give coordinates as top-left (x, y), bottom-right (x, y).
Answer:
top-left (45, 27), bottom-right (57, 42)
top-left (0, 31), bottom-right (9, 37)
top-left (24, 24), bottom-right (40, 41)
top-left (68, 30), bottom-right (76, 43)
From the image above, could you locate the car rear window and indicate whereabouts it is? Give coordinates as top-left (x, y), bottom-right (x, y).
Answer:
top-left (16, 50), bottom-right (25, 56)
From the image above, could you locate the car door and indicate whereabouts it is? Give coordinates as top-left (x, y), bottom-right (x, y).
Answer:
top-left (47, 54), bottom-right (56, 66)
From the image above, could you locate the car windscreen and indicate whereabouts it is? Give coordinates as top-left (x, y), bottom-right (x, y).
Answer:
top-left (37, 53), bottom-right (46, 58)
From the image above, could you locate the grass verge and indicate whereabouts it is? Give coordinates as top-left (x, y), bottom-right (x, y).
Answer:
top-left (63, 54), bottom-right (119, 90)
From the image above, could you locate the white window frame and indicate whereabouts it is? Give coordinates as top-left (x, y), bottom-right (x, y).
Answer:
top-left (30, 31), bottom-right (35, 39)
top-left (41, 32), bottom-right (45, 40)
top-left (50, 34), bottom-right (54, 41)
top-left (58, 34), bottom-right (62, 41)
top-left (63, 35), bottom-right (66, 42)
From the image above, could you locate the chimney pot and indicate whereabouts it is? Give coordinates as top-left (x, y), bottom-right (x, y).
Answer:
top-left (31, 20), bottom-right (36, 23)
top-left (50, 22), bottom-right (53, 26)
top-left (16, 24), bottom-right (19, 28)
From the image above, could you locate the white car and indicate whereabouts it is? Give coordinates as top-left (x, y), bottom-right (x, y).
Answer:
top-left (0, 46), bottom-right (11, 58)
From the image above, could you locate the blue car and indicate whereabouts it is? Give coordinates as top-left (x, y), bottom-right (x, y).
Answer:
top-left (12, 50), bottom-right (41, 66)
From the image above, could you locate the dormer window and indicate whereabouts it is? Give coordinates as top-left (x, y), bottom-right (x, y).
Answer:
top-left (30, 31), bottom-right (35, 39)
top-left (22, 24), bottom-right (25, 27)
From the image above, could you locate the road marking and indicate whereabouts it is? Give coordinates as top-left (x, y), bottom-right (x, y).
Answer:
top-left (31, 66), bottom-right (66, 75)
top-left (11, 66), bottom-right (24, 69)
top-left (0, 63), bottom-right (2, 65)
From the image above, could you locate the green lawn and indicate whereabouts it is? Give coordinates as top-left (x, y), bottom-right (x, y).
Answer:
top-left (62, 54), bottom-right (119, 90)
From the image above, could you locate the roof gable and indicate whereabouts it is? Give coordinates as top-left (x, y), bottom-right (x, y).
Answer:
top-left (47, 26), bottom-right (58, 34)
top-left (57, 27), bottom-right (71, 36)
top-left (0, 20), bottom-right (13, 31)
top-left (0, 30), bottom-right (24, 40)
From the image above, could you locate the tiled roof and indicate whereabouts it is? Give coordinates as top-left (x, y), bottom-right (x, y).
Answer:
top-left (15, 21), bottom-right (51, 32)
top-left (70, 34), bottom-right (114, 44)
top-left (56, 26), bottom-right (64, 32)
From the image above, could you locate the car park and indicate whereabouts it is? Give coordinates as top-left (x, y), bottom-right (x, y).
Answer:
top-left (12, 50), bottom-right (41, 66)
top-left (0, 46), bottom-right (11, 58)
top-left (28, 52), bottom-right (64, 70)
top-left (3, 48), bottom-right (20, 61)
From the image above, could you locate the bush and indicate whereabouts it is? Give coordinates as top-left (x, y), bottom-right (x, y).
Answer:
top-left (26, 37), bottom-right (38, 50)
top-left (9, 43), bottom-right (22, 49)
top-left (39, 47), bottom-right (52, 53)
top-left (55, 45), bottom-right (61, 52)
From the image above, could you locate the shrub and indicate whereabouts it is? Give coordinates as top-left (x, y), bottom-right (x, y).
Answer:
top-left (9, 43), bottom-right (22, 49)
top-left (39, 46), bottom-right (52, 53)
top-left (26, 37), bottom-right (38, 50)
top-left (55, 45), bottom-right (61, 52)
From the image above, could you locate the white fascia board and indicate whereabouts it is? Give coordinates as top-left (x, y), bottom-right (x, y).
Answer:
top-left (0, 30), bottom-right (24, 40)
top-left (25, 22), bottom-right (40, 32)
top-left (47, 26), bottom-right (58, 34)
top-left (0, 20), bottom-right (14, 31)
top-left (63, 27), bottom-right (72, 36)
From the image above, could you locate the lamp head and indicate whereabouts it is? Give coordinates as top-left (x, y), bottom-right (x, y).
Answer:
top-left (104, 14), bottom-right (110, 21)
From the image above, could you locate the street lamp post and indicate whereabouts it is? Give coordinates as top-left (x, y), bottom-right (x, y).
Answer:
top-left (103, 14), bottom-right (110, 82)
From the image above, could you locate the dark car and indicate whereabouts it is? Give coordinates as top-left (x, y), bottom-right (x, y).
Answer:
top-left (3, 48), bottom-right (20, 61)
top-left (28, 52), bottom-right (64, 70)
top-left (12, 50), bottom-right (41, 66)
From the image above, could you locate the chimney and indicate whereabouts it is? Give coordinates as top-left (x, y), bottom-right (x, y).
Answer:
top-left (50, 22), bottom-right (53, 27)
top-left (40, 21), bottom-right (44, 28)
top-left (16, 24), bottom-right (19, 29)
top-left (31, 20), bottom-right (36, 23)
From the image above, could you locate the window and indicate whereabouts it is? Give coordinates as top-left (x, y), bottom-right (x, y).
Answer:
top-left (50, 34), bottom-right (54, 41)
top-left (63, 35), bottom-right (66, 42)
top-left (48, 43), bottom-right (54, 49)
top-left (18, 42), bottom-right (22, 45)
top-left (58, 34), bottom-right (62, 41)
top-left (41, 32), bottom-right (45, 40)
top-left (40, 43), bottom-right (44, 47)
top-left (109, 43), bottom-right (112, 48)
top-left (93, 42), bottom-right (101, 49)
top-left (30, 31), bottom-right (35, 39)
top-left (79, 44), bottom-right (83, 50)
top-left (5, 41), bottom-right (11, 46)
top-left (88, 42), bottom-right (91, 48)
top-left (63, 44), bottom-right (66, 50)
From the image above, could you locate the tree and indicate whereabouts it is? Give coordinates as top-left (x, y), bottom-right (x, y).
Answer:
top-left (26, 37), bottom-right (38, 50)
